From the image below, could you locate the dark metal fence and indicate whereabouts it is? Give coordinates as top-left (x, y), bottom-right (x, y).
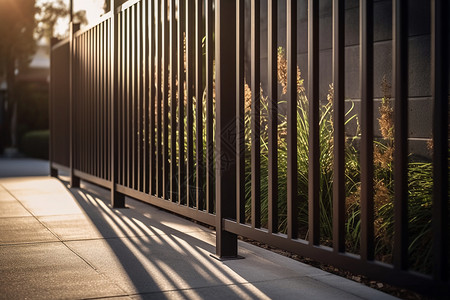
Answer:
top-left (50, 0), bottom-right (449, 297)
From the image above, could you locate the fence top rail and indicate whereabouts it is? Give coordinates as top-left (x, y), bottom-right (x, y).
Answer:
top-left (118, 0), bottom-right (141, 12)
top-left (73, 11), bottom-right (113, 38)
top-left (51, 37), bottom-right (70, 51)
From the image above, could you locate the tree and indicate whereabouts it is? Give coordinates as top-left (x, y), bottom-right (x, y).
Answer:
top-left (36, 0), bottom-right (87, 41)
top-left (0, 0), bottom-right (37, 148)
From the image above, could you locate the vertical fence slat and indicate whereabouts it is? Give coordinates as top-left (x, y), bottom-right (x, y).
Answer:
top-left (393, 0), bottom-right (408, 270)
top-left (156, 0), bottom-right (163, 197)
top-left (121, 11), bottom-right (126, 187)
top-left (195, 0), bottom-right (204, 210)
top-left (87, 31), bottom-right (90, 175)
top-left (332, 0), bottom-right (345, 253)
top-left (170, 0), bottom-right (177, 202)
top-left (308, 0), bottom-right (320, 245)
top-left (86, 32), bottom-right (89, 175)
top-left (149, 0), bottom-right (156, 195)
top-left (79, 34), bottom-right (82, 173)
top-left (163, 0), bottom-right (170, 199)
top-left (143, 0), bottom-right (149, 194)
top-left (89, 29), bottom-right (94, 176)
top-left (85, 32), bottom-right (88, 175)
top-left (70, 23), bottom-right (80, 187)
top-left (123, 13), bottom-right (127, 186)
top-left (117, 13), bottom-right (121, 185)
top-left (96, 25), bottom-right (100, 178)
top-left (100, 23), bottom-right (104, 180)
top-left (118, 14), bottom-right (121, 185)
top-left (206, 0), bottom-right (214, 213)
top-left (132, 5), bottom-right (137, 190)
top-left (102, 24), bottom-right (105, 180)
top-left (137, 3), bottom-right (142, 192)
top-left (93, 27), bottom-right (97, 177)
top-left (251, 0), bottom-right (261, 229)
top-left (286, 0), bottom-right (297, 240)
top-left (138, 3), bottom-right (143, 191)
top-left (105, 22), bottom-right (109, 181)
top-left (126, 10), bottom-right (130, 187)
top-left (49, 39), bottom-right (54, 175)
top-left (82, 34), bottom-right (86, 174)
top-left (360, 0), bottom-right (374, 261)
top-left (89, 29), bottom-right (92, 176)
top-left (91, 29), bottom-right (95, 177)
top-left (100, 24), bottom-right (103, 179)
top-left (267, 0), bottom-right (278, 234)
top-left (177, 0), bottom-right (186, 205)
top-left (236, 0), bottom-right (245, 224)
top-left (109, 19), bottom-right (112, 182)
top-left (84, 30), bottom-right (88, 175)
top-left (186, 0), bottom-right (195, 207)
top-left (111, 0), bottom-right (125, 207)
top-left (431, 0), bottom-right (449, 283)
top-left (105, 21), bottom-right (109, 181)
top-left (129, 9), bottom-right (133, 188)
top-left (68, 38), bottom-right (73, 172)
top-left (96, 26), bottom-right (99, 178)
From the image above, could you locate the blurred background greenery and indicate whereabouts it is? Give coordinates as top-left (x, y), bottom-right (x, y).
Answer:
top-left (0, 0), bottom-right (105, 158)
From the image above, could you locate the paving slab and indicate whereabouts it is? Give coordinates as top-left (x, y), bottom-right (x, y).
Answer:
top-left (0, 189), bottom-right (16, 201)
top-left (0, 217), bottom-right (58, 244)
top-left (0, 198), bottom-right (31, 218)
top-left (38, 214), bottom-right (110, 241)
top-left (311, 273), bottom-right (398, 300)
top-left (0, 243), bottom-right (125, 300)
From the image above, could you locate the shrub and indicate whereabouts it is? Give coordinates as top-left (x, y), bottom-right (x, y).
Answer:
top-left (20, 130), bottom-right (49, 160)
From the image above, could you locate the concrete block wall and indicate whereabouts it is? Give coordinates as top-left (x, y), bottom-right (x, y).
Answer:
top-left (243, 0), bottom-right (449, 159)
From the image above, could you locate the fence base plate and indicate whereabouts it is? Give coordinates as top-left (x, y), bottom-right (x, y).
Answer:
top-left (209, 254), bottom-right (245, 261)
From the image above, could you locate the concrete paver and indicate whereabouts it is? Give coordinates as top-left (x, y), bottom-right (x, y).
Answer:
top-left (0, 158), bottom-right (398, 300)
top-left (0, 199), bottom-right (31, 218)
top-left (0, 217), bottom-right (59, 244)
top-left (0, 242), bottom-right (125, 300)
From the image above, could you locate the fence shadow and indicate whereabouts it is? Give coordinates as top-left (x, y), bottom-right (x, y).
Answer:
top-left (65, 179), bottom-right (271, 299)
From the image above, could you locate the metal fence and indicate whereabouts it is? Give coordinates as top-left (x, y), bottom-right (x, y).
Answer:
top-left (50, 0), bottom-right (449, 297)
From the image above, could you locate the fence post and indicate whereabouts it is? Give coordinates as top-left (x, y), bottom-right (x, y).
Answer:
top-left (70, 22), bottom-right (80, 188)
top-left (431, 0), bottom-right (448, 284)
top-left (214, 0), bottom-right (238, 259)
top-left (49, 38), bottom-right (60, 178)
top-left (110, 0), bottom-right (125, 208)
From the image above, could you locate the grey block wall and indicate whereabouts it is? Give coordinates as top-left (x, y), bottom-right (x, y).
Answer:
top-left (243, 0), bottom-right (449, 159)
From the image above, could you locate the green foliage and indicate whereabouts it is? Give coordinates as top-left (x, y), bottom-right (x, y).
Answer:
top-left (20, 130), bottom-right (49, 160)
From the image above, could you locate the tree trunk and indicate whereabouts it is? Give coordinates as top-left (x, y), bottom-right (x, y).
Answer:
top-left (6, 46), bottom-right (17, 148)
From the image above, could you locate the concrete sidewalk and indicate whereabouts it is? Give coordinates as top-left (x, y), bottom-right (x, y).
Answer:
top-left (0, 159), bottom-right (397, 299)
